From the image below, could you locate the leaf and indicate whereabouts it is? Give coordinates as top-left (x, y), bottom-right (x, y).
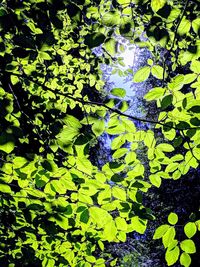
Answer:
top-left (144, 87), bottom-right (165, 101)
top-left (190, 60), bottom-right (200, 74)
top-left (112, 148), bottom-right (128, 159)
top-left (38, 51), bottom-right (51, 60)
top-left (130, 216), bottom-right (147, 234)
top-left (189, 105), bottom-right (200, 113)
top-left (153, 224), bottom-right (170, 239)
top-left (151, 65), bottom-right (164, 79)
top-left (0, 133), bottom-right (15, 154)
top-left (92, 120), bottom-right (105, 136)
top-left (110, 88), bottom-right (126, 98)
top-left (104, 38), bottom-right (117, 57)
top-left (133, 66), bottom-right (151, 83)
top-left (177, 17), bottom-right (191, 36)
top-left (103, 220), bottom-right (117, 241)
top-left (0, 184), bottom-right (12, 193)
top-left (168, 212), bottom-right (178, 225)
top-left (180, 240), bottom-right (196, 254)
top-left (161, 95), bottom-right (173, 109)
top-left (180, 252), bottom-right (191, 267)
top-left (115, 217), bottom-right (127, 231)
top-left (157, 143), bottom-right (174, 152)
top-left (162, 227), bottom-right (176, 248)
top-left (151, 0), bottom-right (166, 13)
top-left (149, 174), bottom-right (161, 188)
top-left (184, 222), bottom-right (197, 238)
top-left (165, 246), bottom-right (180, 266)
top-left (112, 186), bottom-right (126, 201)
top-left (84, 32), bottom-right (106, 48)
top-left (102, 11), bottom-right (121, 26)
top-left (80, 209), bottom-right (89, 224)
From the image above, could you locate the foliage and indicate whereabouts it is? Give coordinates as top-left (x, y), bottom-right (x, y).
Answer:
top-left (0, 0), bottom-right (200, 266)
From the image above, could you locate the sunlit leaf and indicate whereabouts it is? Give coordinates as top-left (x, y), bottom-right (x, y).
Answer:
top-left (110, 88), bottom-right (126, 98)
top-left (133, 66), bottom-right (151, 83)
top-left (180, 239), bottom-right (196, 254)
top-left (184, 222), bottom-right (197, 238)
top-left (151, 0), bottom-right (166, 13)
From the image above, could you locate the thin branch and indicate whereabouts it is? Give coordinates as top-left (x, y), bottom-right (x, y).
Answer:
top-left (7, 71), bottom-right (200, 131)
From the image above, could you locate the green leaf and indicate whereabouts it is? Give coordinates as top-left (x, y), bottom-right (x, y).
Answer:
top-left (38, 51), bottom-right (51, 60)
top-left (112, 186), bottom-right (126, 201)
top-left (149, 174), bottom-right (161, 188)
top-left (133, 66), bottom-right (151, 83)
top-left (102, 11), bottom-right (121, 26)
top-left (144, 87), bottom-right (165, 101)
top-left (162, 227), bottom-right (176, 248)
top-left (180, 252), bottom-right (191, 267)
top-left (103, 220), bottom-right (117, 241)
top-left (85, 32), bottom-right (106, 48)
top-left (157, 143), bottom-right (174, 152)
top-left (161, 95), bottom-right (173, 109)
top-left (189, 105), bottom-right (200, 113)
top-left (165, 246), bottom-right (180, 266)
top-left (153, 224), bottom-right (170, 239)
top-left (151, 0), bottom-right (166, 13)
top-left (130, 216), bottom-right (147, 234)
top-left (80, 209), bottom-right (89, 224)
top-left (177, 17), bottom-right (191, 36)
top-left (151, 65), bottom-right (164, 79)
top-left (184, 222), bottom-right (197, 238)
top-left (92, 120), bottom-right (105, 136)
top-left (115, 217), bottom-right (127, 231)
top-left (104, 38), bottom-right (117, 57)
top-left (168, 212), bottom-right (178, 225)
top-left (112, 148), bottom-right (128, 159)
top-left (110, 88), bottom-right (126, 98)
top-left (0, 133), bottom-right (15, 154)
top-left (180, 239), bottom-right (196, 254)
top-left (0, 184), bottom-right (12, 193)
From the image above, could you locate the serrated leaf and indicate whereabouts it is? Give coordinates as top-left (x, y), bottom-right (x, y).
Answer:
top-left (184, 222), bottom-right (197, 238)
top-left (133, 66), bottom-right (151, 83)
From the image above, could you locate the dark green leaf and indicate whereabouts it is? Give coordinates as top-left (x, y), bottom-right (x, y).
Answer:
top-left (85, 32), bottom-right (106, 48)
top-left (161, 95), bottom-right (173, 109)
